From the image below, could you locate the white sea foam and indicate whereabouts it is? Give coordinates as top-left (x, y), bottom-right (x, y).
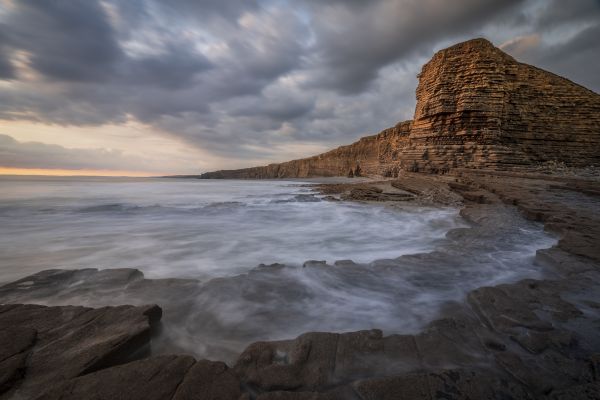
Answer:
top-left (0, 176), bottom-right (464, 282)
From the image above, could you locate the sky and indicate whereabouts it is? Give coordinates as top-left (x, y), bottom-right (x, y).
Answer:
top-left (0, 0), bottom-right (598, 176)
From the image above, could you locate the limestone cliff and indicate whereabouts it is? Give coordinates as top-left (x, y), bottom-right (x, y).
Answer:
top-left (405, 38), bottom-right (600, 172)
top-left (201, 38), bottom-right (600, 179)
top-left (202, 121), bottom-right (412, 179)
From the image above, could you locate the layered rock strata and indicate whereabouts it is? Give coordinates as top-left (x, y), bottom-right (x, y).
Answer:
top-left (405, 39), bottom-right (600, 172)
top-left (200, 38), bottom-right (600, 179)
top-left (201, 121), bottom-right (412, 179)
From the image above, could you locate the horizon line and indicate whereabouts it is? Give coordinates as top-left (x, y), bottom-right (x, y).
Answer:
top-left (0, 167), bottom-right (168, 178)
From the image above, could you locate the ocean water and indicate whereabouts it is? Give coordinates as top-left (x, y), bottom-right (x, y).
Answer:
top-left (0, 176), bottom-right (558, 361)
top-left (0, 176), bottom-right (462, 283)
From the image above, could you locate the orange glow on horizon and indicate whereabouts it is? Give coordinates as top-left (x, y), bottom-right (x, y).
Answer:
top-left (0, 167), bottom-right (160, 177)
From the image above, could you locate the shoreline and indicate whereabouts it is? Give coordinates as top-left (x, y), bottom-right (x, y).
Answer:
top-left (1, 170), bottom-right (599, 399)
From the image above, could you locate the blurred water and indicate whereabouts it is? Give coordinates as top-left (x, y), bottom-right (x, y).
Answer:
top-left (0, 176), bottom-right (462, 283)
top-left (0, 176), bottom-right (559, 362)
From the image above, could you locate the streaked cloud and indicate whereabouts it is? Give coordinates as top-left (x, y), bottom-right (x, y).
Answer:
top-left (0, 133), bottom-right (165, 173)
top-left (0, 0), bottom-right (598, 174)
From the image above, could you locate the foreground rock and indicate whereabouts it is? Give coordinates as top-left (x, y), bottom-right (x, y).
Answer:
top-left (0, 303), bottom-right (162, 399)
top-left (3, 285), bottom-right (599, 399)
top-left (0, 302), bottom-right (243, 400)
top-left (37, 356), bottom-right (242, 400)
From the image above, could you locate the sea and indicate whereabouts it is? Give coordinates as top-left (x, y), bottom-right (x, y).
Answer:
top-left (0, 176), bottom-right (558, 361)
top-left (0, 176), bottom-right (465, 283)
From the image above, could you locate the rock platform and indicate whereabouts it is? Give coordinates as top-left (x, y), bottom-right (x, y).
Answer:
top-left (1, 170), bottom-right (599, 399)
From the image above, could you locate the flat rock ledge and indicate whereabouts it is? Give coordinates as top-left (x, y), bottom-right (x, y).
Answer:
top-left (2, 294), bottom-right (600, 400)
top-left (2, 170), bottom-right (600, 400)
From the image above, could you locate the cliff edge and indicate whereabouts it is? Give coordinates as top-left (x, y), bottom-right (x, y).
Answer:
top-left (201, 38), bottom-right (600, 179)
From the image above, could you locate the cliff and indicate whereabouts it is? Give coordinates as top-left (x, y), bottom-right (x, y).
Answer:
top-left (202, 121), bottom-right (412, 179)
top-left (201, 38), bottom-right (600, 179)
top-left (405, 38), bottom-right (600, 172)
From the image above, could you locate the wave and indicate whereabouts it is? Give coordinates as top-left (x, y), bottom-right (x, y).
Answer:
top-left (78, 203), bottom-right (143, 213)
top-left (76, 201), bottom-right (249, 215)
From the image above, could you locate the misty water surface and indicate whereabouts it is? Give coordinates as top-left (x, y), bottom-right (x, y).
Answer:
top-left (0, 176), bottom-right (463, 282)
top-left (0, 176), bottom-right (558, 362)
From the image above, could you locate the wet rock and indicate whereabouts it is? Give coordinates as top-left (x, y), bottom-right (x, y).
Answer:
top-left (341, 186), bottom-right (382, 201)
top-left (35, 355), bottom-right (195, 400)
top-left (468, 285), bottom-right (553, 333)
top-left (0, 268), bottom-right (149, 305)
top-left (256, 386), bottom-right (357, 400)
top-left (233, 329), bottom-right (420, 392)
top-left (333, 329), bottom-right (385, 382)
top-left (172, 360), bottom-right (241, 400)
top-left (415, 317), bottom-right (490, 368)
top-left (234, 324), bottom-right (494, 393)
top-left (0, 351), bottom-right (30, 395)
top-left (536, 248), bottom-right (599, 276)
top-left (549, 381), bottom-right (600, 399)
top-left (340, 186), bottom-right (414, 202)
top-left (353, 369), bottom-right (532, 400)
top-left (332, 259), bottom-right (356, 266)
top-left (322, 195), bottom-right (340, 202)
top-left (234, 332), bottom-right (339, 391)
top-left (391, 175), bottom-right (463, 205)
top-left (0, 327), bottom-right (37, 394)
top-left (302, 260), bottom-right (328, 268)
top-left (0, 303), bottom-right (161, 398)
top-left (273, 194), bottom-right (321, 203)
top-left (0, 326), bottom-right (37, 364)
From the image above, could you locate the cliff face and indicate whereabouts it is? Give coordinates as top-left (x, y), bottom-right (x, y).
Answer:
top-left (202, 121), bottom-right (412, 179)
top-left (201, 38), bottom-right (600, 179)
top-left (405, 38), bottom-right (600, 172)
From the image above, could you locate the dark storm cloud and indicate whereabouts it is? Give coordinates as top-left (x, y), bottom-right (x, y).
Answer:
top-left (230, 97), bottom-right (315, 121)
top-left (304, 0), bottom-right (527, 93)
top-left (5, 0), bottom-right (121, 82)
top-left (0, 0), bottom-right (302, 125)
top-left (500, 0), bottom-right (600, 92)
top-left (0, 52), bottom-right (14, 79)
top-left (2, 0), bottom-right (211, 86)
top-left (504, 24), bottom-right (600, 92)
top-left (0, 30), bottom-right (15, 79)
top-left (0, 0), bottom-right (599, 171)
top-left (125, 46), bottom-right (212, 90)
top-left (536, 0), bottom-right (600, 28)
top-left (145, 0), bottom-right (259, 21)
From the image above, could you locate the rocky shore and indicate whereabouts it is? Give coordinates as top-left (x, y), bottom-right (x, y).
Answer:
top-left (2, 37), bottom-right (599, 399)
top-left (1, 169), bottom-right (599, 399)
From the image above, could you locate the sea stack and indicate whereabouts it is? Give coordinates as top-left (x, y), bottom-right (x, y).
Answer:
top-left (201, 38), bottom-right (600, 179)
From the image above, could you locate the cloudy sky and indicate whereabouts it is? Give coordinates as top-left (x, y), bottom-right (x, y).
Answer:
top-left (0, 0), bottom-right (598, 175)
